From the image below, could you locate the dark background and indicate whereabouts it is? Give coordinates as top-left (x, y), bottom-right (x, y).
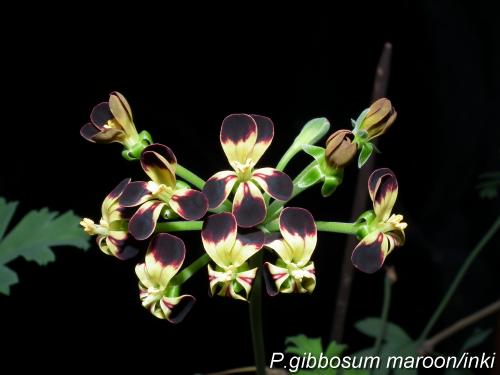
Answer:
top-left (1, 2), bottom-right (499, 374)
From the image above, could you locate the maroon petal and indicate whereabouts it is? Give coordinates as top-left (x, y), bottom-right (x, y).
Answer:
top-left (201, 212), bottom-right (238, 249)
top-left (80, 123), bottom-right (100, 142)
top-left (129, 201), bottom-right (165, 240)
top-left (233, 182), bottom-right (266, 228)
top-left (220, 114), bottom-right (258, 164)
top-left (164, 295), bottom-right (196, 324)
top-left (202, 171), bottom-right (238, 209)
top-left (106, 178), bottom-right (131, 201)
top-left (237, 231), bottom-right (265, 249)
top-left (368, 168), bottom-right (398, 220)
top-left (252, 168), bottom-right (293, 201)
top-left (90, 102), bottom-right (113, 128)
top-left (262, 262), bottom-right (280, 296)
top-left (140, 145), bottom-right (176, 187)
top-left (351, 232), bottom-right (386, 274)
top-left (120, 181), bottom-right (152, 207)
top-left (249, 114), bottom-right (274, 164)
top-left (170, 189), bottom-right (208, 220)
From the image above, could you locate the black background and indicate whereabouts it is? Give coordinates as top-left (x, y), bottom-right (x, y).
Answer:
top-left (0, 2), bottom-right (499, 374)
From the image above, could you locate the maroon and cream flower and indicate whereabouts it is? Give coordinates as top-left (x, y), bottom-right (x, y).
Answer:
top-left (120, 143), bottom-right (208, 240)
top-left (201, 213), bottom-right (265, 301)
top-left (136, 233), bottom-right (195, 323)
top-left (203, 114), bottom-right (293, 228)
top-left (80, 178), bottom-right (139, 260)
top-left (263, 207), bottom-right (317, 295)
top-left (351, 168), bottom-right (407, 274)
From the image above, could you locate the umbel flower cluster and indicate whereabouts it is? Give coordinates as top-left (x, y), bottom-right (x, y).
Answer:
top-left (80, 92), bottom-right (407, 323)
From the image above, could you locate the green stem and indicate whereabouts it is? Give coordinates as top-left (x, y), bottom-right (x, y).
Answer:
top-left (249, 251), bottom-right (266, 375)
top-left (316, 221), bottom-right (359, 235)
top-left (276, 145), bottom-right (300, 171)
top-left (172, 253), bottom-right (210, 285)
top-left (372, 272), bottom-right (392, 369)
top-left (417, 215), bottom-right (500, 343)
top-left (176, 163), bottom-right (205, 190)
top-left (155, 221), bottom-right (203, 232)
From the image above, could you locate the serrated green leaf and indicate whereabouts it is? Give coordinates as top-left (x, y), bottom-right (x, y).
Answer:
top-left (294, 118), bottom-right (330, 147)
top-left (0, 198), bottom-right (90, 295)
top-left (302, 144), bottom-right (326, 161)
top-left (0, 198), bottom-right (19, 240)
top-left (285, 335), bottom-right (323, 357)
top-left (297, 165), bottom-right (324, 189)
top-left (355, 318), bottom-right (412, 345)
top-left (0, 265), bottom-right (18, 295)
top-left (325, 341), bottom-right (346, 357)
top-left (460, 328), bottom-right (492, 352)
top-left (357, 143), bottom-right (374, 168)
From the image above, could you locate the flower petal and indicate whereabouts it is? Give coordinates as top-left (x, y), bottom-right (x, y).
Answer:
top-left (91, 127), bottom-right (125, 144)
top-left (232, 182), bottom-right (266, 228)
top-left (279, 207), bottom-right (317, 266)
top-left (252, 168), bottom-right (293, 201)
top-left (160, 294), bottom-right (196, 323)
top-left (202, 170), bottom-right (238, 209)
top-left (263, 262), bottom-right (290, 296)
top-left (128, 200), bottom-right (165, 240)
top-left (264, 233), bottom-right (294, 264)
top-left (80, 123), bottom-right (100, 142)
top-left (231, 231), bottom-right (265, 267)
top-left (249, 114), bottom-right (274, 164)
top-left (368, 168), bottom-right (398, 221)
top-left (145, 233), bottom-right (186, 288)
top-left (108, 92), bottom-right (135, 136)
top-left (351, 231), bottom-right (386, 274)
top-left (220, 114), bottom-right (258, 164)
top-left (140, 144), bottom-right (177, 187)
top-left (170, 189), bottom-right (208, 220)
top-left (90, 102), bottom-right (113, 128)
top-left (119, 181), bottom-right (153, 207)
top-left (234, 268), bottom-right (258, 300)
top-left (201, 213), bottom-right (237, 268)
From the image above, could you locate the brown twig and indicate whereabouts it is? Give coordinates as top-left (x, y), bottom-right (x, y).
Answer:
top-left (420, 299), bottom-right (500, 353)
top-left (330, 42), bottom-right (393, 342)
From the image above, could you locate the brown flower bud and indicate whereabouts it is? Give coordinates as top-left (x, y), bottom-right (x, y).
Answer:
top-left (361, 98), bottom-right (397, 140)
top-left (325, 129), bottom-right (357, 168)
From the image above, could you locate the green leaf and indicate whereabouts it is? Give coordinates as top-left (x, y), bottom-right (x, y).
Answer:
top-left (325, 341), bottom-right (347, 357)
top-left (0, 198), bottom-right (19, 240)
top-left (0, 265), bottom-right (18, 295)
top-left (357, 142), bottom-right (374, 168)
top-left (302, 144), bottom-right (326, 161)
top-left (297, 164), bottom-right (324, 189)
top-left (355, 318), bottom-right (412, 345)
top-left (0, 198), bottom-right (90, 295)
top-left (460, 328), bottom-right (492, 352)
top-left (294, 118), bottom-right (330, 147)
top-left (285, 335), bottom-right (323, 357)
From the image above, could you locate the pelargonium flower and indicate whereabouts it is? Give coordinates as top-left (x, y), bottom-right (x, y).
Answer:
top-left (80, 178), bottom-right (139, 260)
top-left (201, 213), bottom-right (265, 301)
top-left (80, 91), bottom-right (152, 158)
top-left (136, 233), bottom-right (195, 323)
top-left (120, 143), bottom-right (208, 240)
top-left (203, 114), bottom-right (293, 228)
top-left (351, 168), bottom-right (407, 274)
top-left (263, 207), bottom-right (317, 295)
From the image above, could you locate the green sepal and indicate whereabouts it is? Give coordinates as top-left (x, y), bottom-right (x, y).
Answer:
top-left (358, 142), bottom-right (374, 168)
top-left (354, 210), bottom-right (377, 238)
top-left (302, 144), bottom-right (325, 161)
top-left (353, 108), bottom-right (369, 132)
top-left (297, 164), bottom-right (324, 189)
top-left (293, 118), bottom-right (330, 147)
top-left (321, 172), bottom-right (343, 197)
top-left (121, 130), bottom-right (153, 161)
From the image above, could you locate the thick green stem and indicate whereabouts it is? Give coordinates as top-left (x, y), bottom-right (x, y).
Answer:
top-left (417, 215), bottom-right (500, 343)
top-left (155, 221), bottom-right (203, 232)
top-left (175, 163), bottom-right (205, 190)
top-left (249, 251), bottom-right (266, 375)
top-left (172, 253), bottom-right (210, 285)
top-left (372, 272), bottom-right (392, 369)
top-left (276, 145), bottom-right (300, 171)
top-left (316, 221), bottom-right (358, 235)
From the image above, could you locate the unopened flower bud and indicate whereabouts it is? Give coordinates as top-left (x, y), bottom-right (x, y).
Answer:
top-left (361, 98), bottom-right (397, 140)
top-left (325, 129), bottom-right (357, 168)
